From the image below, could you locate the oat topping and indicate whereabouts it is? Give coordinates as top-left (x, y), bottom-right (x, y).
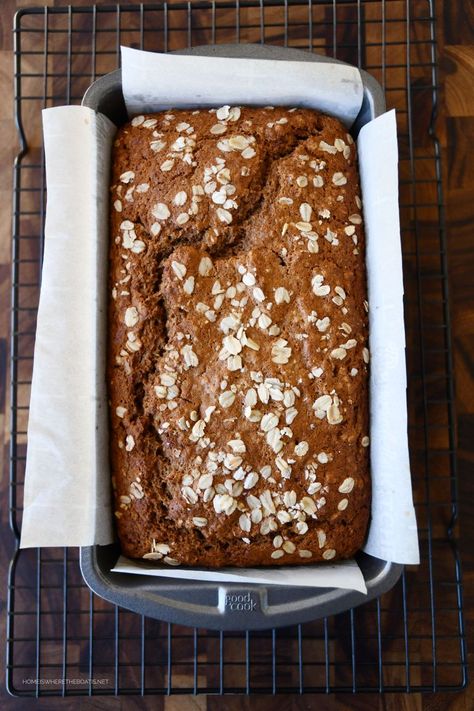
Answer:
top-left (110, 106), bottom-right (369, 567)
top-left (125, 435), bottom-right (135, 452)
top-left (171, 261), bottom-right (186, 280)
top-left (124, 306), bottom-right (139, 328)
top-left (332, 172), bottom-right (347, 186)
top-left (120, 170), bottom-right (135, 183)
top-left (152, 202), bottom-right (171, 220)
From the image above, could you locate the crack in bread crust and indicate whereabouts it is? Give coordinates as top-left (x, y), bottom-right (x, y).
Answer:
top-left (108, 106), bottom-right (370, 567)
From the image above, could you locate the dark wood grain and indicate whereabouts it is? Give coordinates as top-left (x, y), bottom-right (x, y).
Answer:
top-left (0, 0), bottom-right (472, 709)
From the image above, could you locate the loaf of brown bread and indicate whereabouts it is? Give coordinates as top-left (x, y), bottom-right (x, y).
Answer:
top-left (108, 106), bottom-right (370, 567)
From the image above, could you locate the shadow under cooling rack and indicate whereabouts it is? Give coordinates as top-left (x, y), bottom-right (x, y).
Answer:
top-left (7, 0), bottom-right (467, 697)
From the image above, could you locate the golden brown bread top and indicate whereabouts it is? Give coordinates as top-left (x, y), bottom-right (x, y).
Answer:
top-left (108, 106), bottom-right (370, 567)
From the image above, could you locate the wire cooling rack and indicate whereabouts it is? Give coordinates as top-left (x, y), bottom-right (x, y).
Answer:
top-left (8, 0), bottom-right (467, 697)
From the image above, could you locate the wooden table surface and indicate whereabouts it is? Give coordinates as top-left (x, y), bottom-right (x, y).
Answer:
top-left (0, 1), bottom-right (472, 709)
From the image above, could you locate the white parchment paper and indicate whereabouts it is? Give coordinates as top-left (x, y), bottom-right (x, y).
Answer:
top-left (21, 106), bottom-right (116, 547)
top-left (358, 111), bottom-right (419, 564)
top-left (20, 48), bottom-right (419, 592)
top-left (112, 555), bottom-right (367, 592)
top-left (122, 46), bottom-right (364, 127)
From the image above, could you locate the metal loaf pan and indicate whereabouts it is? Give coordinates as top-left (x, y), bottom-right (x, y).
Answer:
top-left (80, 44), bottom-right (402, 631)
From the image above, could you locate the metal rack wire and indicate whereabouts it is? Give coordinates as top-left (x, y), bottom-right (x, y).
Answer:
top-left (7, 0), bottom-right (467, 696)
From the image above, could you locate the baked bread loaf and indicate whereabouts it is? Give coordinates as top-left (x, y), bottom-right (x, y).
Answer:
top-left (109, 106), bottom-right (370, 567)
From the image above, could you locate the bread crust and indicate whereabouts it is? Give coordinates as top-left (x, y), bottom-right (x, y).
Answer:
top-left (108, 107), bottom-right (370, 567)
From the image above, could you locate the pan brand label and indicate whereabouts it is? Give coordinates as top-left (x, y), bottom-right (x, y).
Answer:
top-left (224, 591), bottom-right (258, 613)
